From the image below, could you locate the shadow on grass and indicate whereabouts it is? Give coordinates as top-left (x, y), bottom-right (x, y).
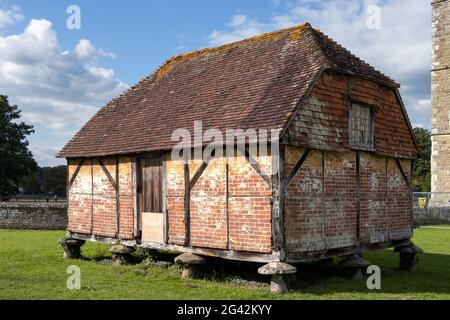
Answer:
top-left (293, 251), bottom-right (450, 295)
top-left (79, 240), bottom-right (450, 296)
top-left (194, 251), bottom-right (450, 295)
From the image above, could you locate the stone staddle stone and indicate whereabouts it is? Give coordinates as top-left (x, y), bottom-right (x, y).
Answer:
top-left (258, 262), bottom-right (297, 275)
top-left (65, 239), bottom-right (82, 246)
top-left (395, 242), bottom-right (423, 271)
top-left (174, 253), bottom-right (206, 279)
top-left (338, 255), bottom-right (370, 280)
top-left (174, 253), bottom-right (207, 266)
top-left (59, 238), bottom-right (85, 259)
top-left (338, 255), bottom-right (370, 268)
top-left (110, 244), bottom-right (135, 255)
top-left (394, 243), bottom-right (423, 254)
top-left (258, 262), bottom-right (297, 294)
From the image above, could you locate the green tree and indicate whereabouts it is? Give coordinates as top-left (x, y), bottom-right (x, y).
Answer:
top-left (0, 95), bottom-right (37, 198)
top-left (413, 127), bottom-right (431, 192)
top-left (42, 166), bottom-right (67, 197)
top-left (19, 169), bottom-right (43, 195)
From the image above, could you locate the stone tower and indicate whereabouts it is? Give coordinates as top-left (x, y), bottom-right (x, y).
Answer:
top-left (431, 0), bottom-right (450, 195)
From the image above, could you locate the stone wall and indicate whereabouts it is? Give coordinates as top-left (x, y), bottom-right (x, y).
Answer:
top-left (414, 192), bottom-right (450, 225)
top-left (0, 202), bottom-right (67, 230)
top-left (431, 0), bottom-right (450, 193)
top-left (414, 207), bottom-right (450, 226)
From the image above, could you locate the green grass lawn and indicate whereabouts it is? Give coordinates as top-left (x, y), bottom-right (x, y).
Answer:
top-left (0, 227), bottom-right (449, 300)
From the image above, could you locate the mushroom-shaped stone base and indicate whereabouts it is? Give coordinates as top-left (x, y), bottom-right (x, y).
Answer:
top-left (394, 243), bottom-right (423, 271)
top-left (174, 253), bottom-right (206, 279)
top-left (58, 239), bottom-right (85, 259)
top-left (258, 262), bottom-right (297, 294)
top-left (110, 245), bottom-right (135, 265)
top-left (338, 254), bottom-right (370, 280)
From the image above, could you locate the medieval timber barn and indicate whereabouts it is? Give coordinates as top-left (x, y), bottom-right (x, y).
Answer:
top-left (58, 23), bottom-right (419, 289)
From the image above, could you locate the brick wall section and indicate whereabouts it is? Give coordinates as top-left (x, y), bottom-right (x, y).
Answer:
top-left (0, 202), bottom-right (67, 230)
top-left (285, 146), bottom-right (412, 253)
top-left (287, 70), bottom-right (417, 159)
top-left (118, 158), bottom-right (135, 239)
top-left (228, 156), bottom-right (272, 253)
top-left (284, 70), bottom-right (414, 252)
top-left (68, 159), bottom-right (94, 235)
top-left (166, 159), bottom-right (186, 245)
top-left (190, 158), bottom-right (227, 249)
top-left (285, 148), bottom-right (325, 252)
top-left (285, 148), bottom-right (357, 252)
top-left (67, 157), bottom-right (135, 240)
top-left (323, 152), bottom-right (357, 249)
top-left (431, 0), bottom-right (450, 193)
top-left (92, 159), bottom-right (116, 238)
top-left (359, 153), bottom-right (387, 244)
top-left (166, 155), bottom-right (273, 253)
top-left (387, 158), bottom-right (413, 240)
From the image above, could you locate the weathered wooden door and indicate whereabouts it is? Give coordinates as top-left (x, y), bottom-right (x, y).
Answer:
top-left (140, 158), bottom-right (164, 243)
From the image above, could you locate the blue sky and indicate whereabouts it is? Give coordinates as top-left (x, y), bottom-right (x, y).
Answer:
top-left (5, 0), bottom-right (291, 84)
top-left (0, 0), bottom-right (431, 166)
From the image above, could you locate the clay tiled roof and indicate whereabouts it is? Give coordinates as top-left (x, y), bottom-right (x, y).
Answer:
top-left (58, 23), bottom-right (400, 158)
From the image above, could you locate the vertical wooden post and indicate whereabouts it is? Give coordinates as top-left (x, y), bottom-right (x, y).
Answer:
top-left (116, 157), bottom-right (121, 239)
top-left (162, 157), bottom-right (169, 244)
top-left (66, 160), bottom-right (70, 230)
top-left (226, 161), bottom-right (230, 250)
top-left (321, 151), bottom-right (326, 248)
top-left (136, 157), bottom-right (142, 239)
top-left (184, 162), bottom-right (191, 246)
top-left (278, 145), bottom-right (286, 258)
top-left (272, 144), bottom-right (285, 259)
top-left (355, 151), bottom-right (361, 245)
top-left (132, 157), bottom-right (139, 239)
top-left (90, 160), bottom-right (94, 235)
top-left (385, 157), bottom-right (390, 242)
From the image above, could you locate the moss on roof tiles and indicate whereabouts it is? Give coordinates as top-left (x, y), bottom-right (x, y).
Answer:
top-left (156, 23), bottom-right (311, 80)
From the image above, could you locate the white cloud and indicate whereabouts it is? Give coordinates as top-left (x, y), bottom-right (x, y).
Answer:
top-left (0, 5), bottom-right (23, 29)
top-left (208, 15), bottom-right (265, 47)
top-left (74, 39), bottom-right (116, 59)
top-left (0, 19), bottom-right (128, 166)
top-left (229, 14), bottom-right (248, 28)
top-left (208, 0), bottom-right (431, 129)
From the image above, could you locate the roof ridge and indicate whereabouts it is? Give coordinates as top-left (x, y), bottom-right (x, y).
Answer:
top-left (311, 28), bottom-right (398, 87)
top-left (303, 26), bottom-right (334, 68)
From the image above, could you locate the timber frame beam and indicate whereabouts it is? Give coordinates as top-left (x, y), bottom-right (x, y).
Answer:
top-left (69, 159), bottom-right (85, 188)
top-left (273, 146), bottom-right (311, 258)
top-left (184, 163), bottom-right (191, 246)
top-left (184, 146), bottom-right (273, 247)
top-left (238, 147), bottom-right (272, 187)
top-left (284, 149), bottom-right (311, 189)
top-left (184, 152), bottom-right (216, 246)
top-left (98, 158), bottom-right (118, 191)
top-left (96, 158), bottom-right (121, 239)
top-left (271, 145), bottom-right (285, 257)
top-left (355, 152), bottom-right (361, 245)
top-left (395, 158), bottom-right (412, 191)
